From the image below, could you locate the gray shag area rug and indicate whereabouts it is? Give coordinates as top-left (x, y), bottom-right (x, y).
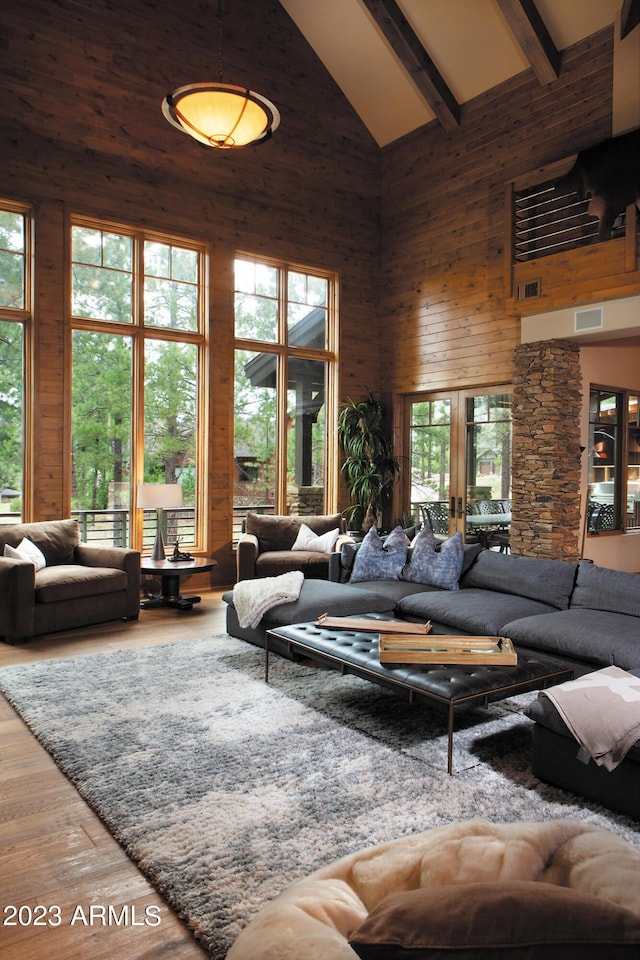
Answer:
top-left (1, 635), bottom-right (638, 958)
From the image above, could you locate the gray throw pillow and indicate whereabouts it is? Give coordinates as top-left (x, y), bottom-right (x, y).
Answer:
top-left (350, 526), bottom-right (408, 582)
top-left (401, 529), bottom-right (464, 590)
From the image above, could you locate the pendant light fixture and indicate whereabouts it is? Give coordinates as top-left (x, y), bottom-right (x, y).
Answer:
top-left (162, 0), bottom-right (280, 149)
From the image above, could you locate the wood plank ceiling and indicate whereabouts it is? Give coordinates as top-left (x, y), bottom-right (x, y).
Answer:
top-left (279, 0), bottom-right (639, 146)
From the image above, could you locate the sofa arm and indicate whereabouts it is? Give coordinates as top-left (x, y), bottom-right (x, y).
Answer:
top-left (0, 557), bottom-right (36, 642)
top-left (236, 533), bottom-right (259, 581)
top-left (75, 543), bottom-right (135, 570)
top-left (328, 552), bottom-right (343, 582)
top-left (75, 544), bottom-right (141, 618)
top-left (334, 533), bottom-right (355, 551)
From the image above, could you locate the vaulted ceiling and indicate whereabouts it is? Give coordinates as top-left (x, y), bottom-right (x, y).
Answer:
top-left (279, 0), bottom-right (640, 146)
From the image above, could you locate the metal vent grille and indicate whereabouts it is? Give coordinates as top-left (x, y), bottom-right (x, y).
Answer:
top-left (575, 307), bottom-right (603, 331)
top-left (513, 178), bottom-right (626, 263)
top-left (516, 280), bottom-right (541, 300)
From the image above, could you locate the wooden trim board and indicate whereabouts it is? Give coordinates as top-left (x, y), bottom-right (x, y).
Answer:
top-left (316, 614), bottom-right (431, 634)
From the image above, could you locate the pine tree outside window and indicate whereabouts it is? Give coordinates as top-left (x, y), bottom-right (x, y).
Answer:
top-left (0, 201), bottom-right (30, 523)
top-left (70, 219), bottom-right (206, 552)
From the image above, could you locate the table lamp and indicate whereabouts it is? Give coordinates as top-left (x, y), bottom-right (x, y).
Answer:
top-left (137, 483), bottom-right (183, 561)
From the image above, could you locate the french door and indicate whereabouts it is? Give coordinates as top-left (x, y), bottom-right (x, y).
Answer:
top-left (406, 387), bottom-right (512, 540)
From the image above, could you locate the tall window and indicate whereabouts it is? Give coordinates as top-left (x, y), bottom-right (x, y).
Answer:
top-left (0, 201), bottom-right (30, 523)
top-left (588, 387), bottom-right (640, 533)
top-left (233, 256), bottom-right (337, 536)
top-left (70, 220), bottom-right (206, 551)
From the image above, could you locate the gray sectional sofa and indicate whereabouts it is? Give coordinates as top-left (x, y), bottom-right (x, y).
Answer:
top-left (226, 541), bottom-right (640, 679)
top-left (332, 544), bottom-right (640, 679)
top-left (224, 539), bottom-right (640, 815)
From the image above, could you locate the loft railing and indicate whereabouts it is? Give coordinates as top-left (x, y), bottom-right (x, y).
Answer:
top-left (512, 178), bottom-right (626, 263)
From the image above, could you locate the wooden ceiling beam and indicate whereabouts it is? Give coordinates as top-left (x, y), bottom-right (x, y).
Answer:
top-left (362, 0), bottom-right (460, 134)
top-left (620, 0), bottom-right (640, 39)
top-left (495, 0), bottom-right (559, 85)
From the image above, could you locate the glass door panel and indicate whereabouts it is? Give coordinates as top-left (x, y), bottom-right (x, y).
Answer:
top-left (628, 394), bottom-right (640, 531)
top-left (465, 392), bottom-right (512, 505)
top-left (408, 388), bottom-right (511, 546)
top-left (408, 396), bottom-right (453, 536)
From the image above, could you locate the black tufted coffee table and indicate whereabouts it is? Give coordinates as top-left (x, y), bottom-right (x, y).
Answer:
top-left (265, 621), bottom-right (573, 774)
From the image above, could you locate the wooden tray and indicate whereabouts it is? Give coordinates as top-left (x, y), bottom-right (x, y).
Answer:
top-left (378, 635), bottom-right (517, 665)
top-left (316, 613), bottom-right (431, 635)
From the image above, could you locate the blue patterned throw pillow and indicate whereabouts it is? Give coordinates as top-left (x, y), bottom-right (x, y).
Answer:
top-left (401, 528), bottom-right (464, 590)
top-left (350, 526), bottom-right (408, 582)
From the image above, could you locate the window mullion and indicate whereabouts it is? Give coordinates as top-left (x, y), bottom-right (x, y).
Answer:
top-left (128, 233), bottom-right (143, 549)
top-left (279, 264), bottom-right (288, 347)
top-left (275, 266), bottom-right (288, 513)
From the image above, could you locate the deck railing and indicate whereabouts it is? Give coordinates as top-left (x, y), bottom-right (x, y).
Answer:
top-left (0, 504), bottom-right (276, 548)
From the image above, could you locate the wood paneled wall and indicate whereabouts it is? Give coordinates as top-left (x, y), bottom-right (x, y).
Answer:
top-left (0, 0), bottom-right (381, 583)
top-left (380, 28), bottom-right (639, 522)
top-left (380, 30), bottom-right (614, 398)
top-left (1, 4), bottom-right (637, 577)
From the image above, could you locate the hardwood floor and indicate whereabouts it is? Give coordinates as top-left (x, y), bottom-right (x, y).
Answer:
top-left (0, 590), bottom-right (230, 959)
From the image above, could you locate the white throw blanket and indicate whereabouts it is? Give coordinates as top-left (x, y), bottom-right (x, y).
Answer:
top-left (233, 571), bottom-right (304, 629)
top-left (543, 666), bottom-right (640, 771)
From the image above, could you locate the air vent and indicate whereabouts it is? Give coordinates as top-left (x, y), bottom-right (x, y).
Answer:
top-left (575, 307), bottom-right (603, 332)
top-left (516, 280), bottom-right (541, 300)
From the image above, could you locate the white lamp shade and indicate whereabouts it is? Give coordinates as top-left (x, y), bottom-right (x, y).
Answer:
top-left (137, 483), bottom-right (183, 509)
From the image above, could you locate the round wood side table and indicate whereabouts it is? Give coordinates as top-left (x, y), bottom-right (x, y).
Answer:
top-left (140, 557), bottom-right (216, 611)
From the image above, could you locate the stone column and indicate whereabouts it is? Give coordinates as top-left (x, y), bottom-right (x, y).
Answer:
top-left (511, 339), bottom-right (582, 560)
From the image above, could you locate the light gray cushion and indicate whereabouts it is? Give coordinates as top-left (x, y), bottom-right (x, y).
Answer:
top-left (570, 561), bottom-right (640, 617)
top-left (461, 550), bottom-right (577, 610)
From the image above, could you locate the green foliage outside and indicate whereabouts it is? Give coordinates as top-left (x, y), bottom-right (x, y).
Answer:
top-left (69, 227), bottom-right (198, 512)
top-left (0, 320), bottom-right (23, 498)
top-left (0, 211), bottom-right (26, 509)
top-left (233, 260), bottom-right (329, 506)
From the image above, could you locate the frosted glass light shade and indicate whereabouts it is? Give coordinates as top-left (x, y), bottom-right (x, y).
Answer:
top-left (162, 82), bottom-right (280, 148)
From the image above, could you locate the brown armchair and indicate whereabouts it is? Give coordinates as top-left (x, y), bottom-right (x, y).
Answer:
top-left (236, 513), bottom-right (348, 581)
top-left (0, 519), bottom-right (140, 644)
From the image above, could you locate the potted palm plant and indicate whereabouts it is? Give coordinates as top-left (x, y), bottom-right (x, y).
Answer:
top-left (337, 392), bottom-right (400, 532)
